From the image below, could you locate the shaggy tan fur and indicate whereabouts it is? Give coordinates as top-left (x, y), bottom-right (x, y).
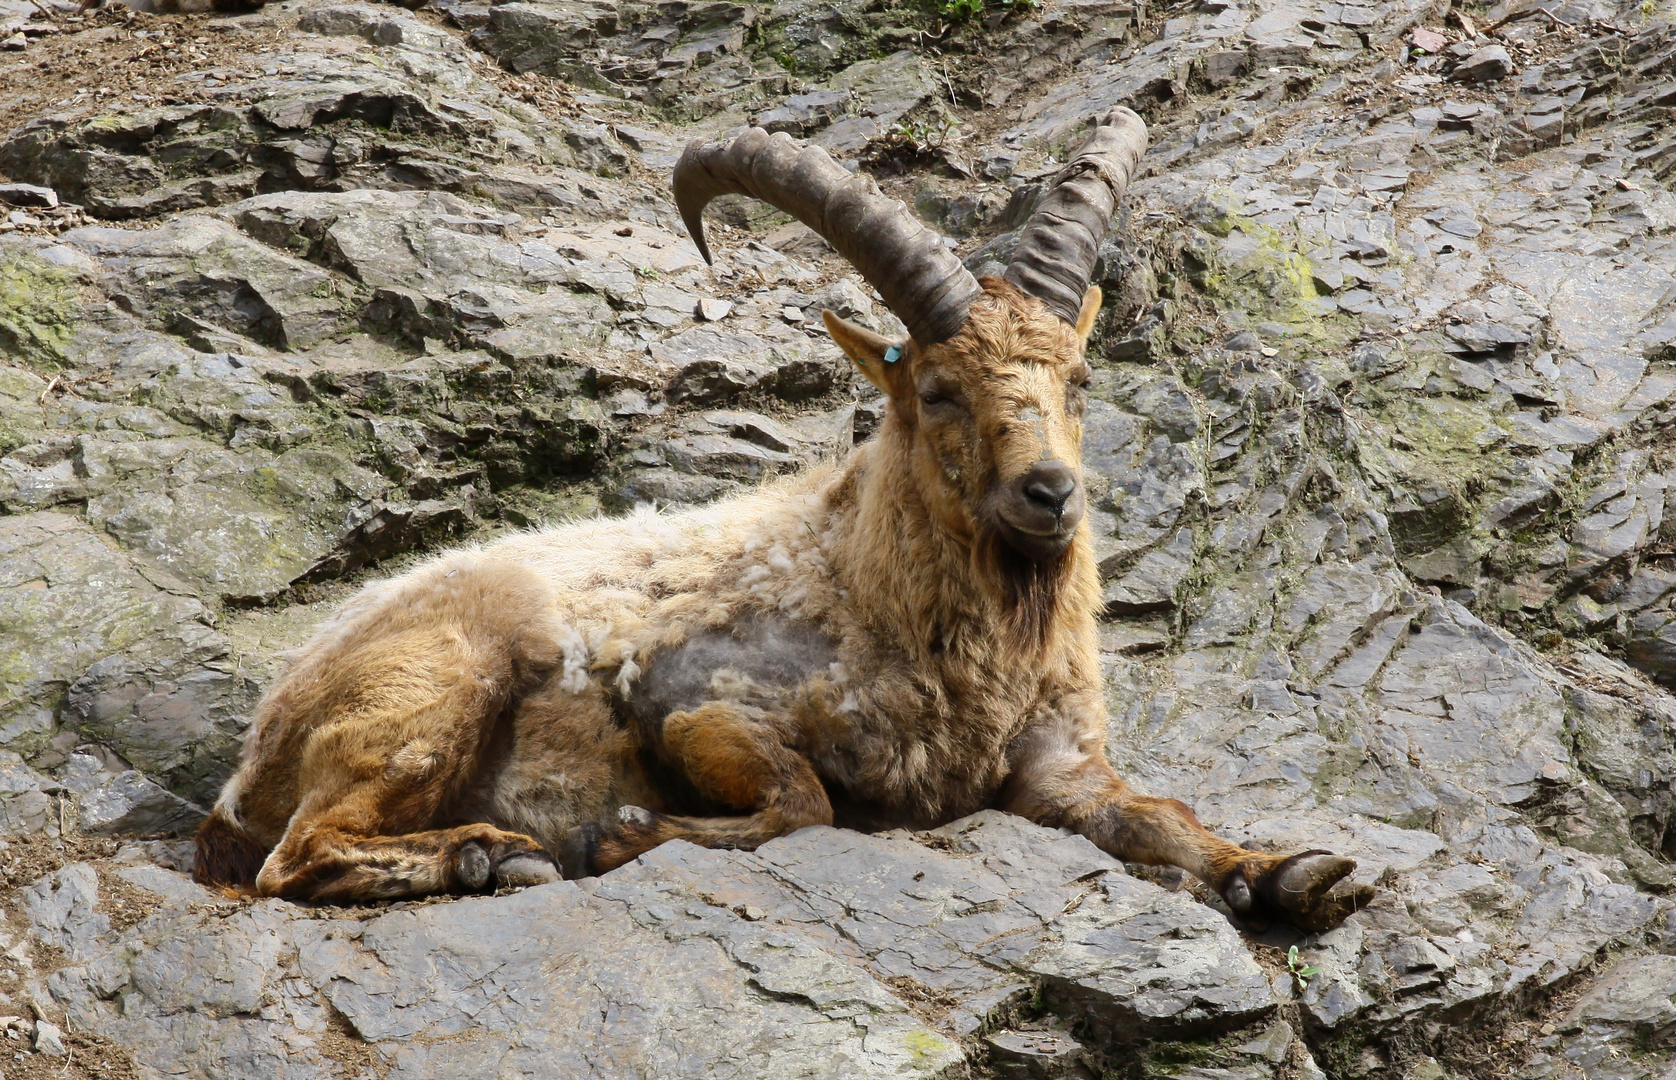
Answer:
top-left (196, 278), bottom-right (1370, 931)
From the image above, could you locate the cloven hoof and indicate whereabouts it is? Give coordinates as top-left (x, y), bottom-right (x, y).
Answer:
top-left (494, 853), bottom-right (561, 888)
top-left (455, 841), bottom-right (561, 891)
top-left (456, 840), bottom-right (492, 890)
top-left (1224, 849), bottom-right (1377, 934)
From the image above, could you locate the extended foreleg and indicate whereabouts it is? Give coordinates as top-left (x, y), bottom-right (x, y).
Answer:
top-left (1003, 698), bottom-right (1373, 932)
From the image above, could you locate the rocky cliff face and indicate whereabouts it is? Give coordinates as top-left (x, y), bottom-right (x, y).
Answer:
top-left (1, 0), bottom-right (1675, 1075)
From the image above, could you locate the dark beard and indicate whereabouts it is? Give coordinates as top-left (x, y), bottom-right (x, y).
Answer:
top-left (975, 527), bottom-right (1073, 649)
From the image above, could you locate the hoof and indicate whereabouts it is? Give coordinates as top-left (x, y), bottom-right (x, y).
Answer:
top-left (456, 840), bottom-right (492, 891)
top-left (1222, 872), bottom-right (1253, 914)
top-left (1237, 850), bottom-right (1376, 933)
top-left (493, 852), bottom-right (560, 889)
top-left (558, 822), bottom-right (602, 880)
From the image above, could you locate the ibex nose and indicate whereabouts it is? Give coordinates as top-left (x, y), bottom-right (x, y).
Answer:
top-left (999, 459), bottom-right (1085, 560)
top-left (1021, 461), bottom-right (1078, 516)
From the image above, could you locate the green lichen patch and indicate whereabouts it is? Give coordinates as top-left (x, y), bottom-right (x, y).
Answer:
top-left (0, 251), bottom-right (82, 369)
top-left (0, 363), bottom-right (50, 456)
top-left (1357, 383), bottom-right (1512, 555)
top-left (1174, 209), bottom-right (1356, 354)
top-left (754, 0), bottom-right (942, 80)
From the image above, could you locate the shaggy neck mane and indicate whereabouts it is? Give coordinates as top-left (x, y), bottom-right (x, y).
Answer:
top-left (835, 421), bottom-right (1095, 660)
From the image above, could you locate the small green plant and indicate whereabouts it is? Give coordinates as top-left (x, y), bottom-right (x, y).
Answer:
top-left (881, 115), bottom-right (962, 154)
top-left (935, 0), bottom-right (1035, 19)
top-left (634, 266), bottom-right (661, 280)
top-left (862, 114), bottom-right (964, 172)
top-left (1287, 945), bottom-right (1323, 990)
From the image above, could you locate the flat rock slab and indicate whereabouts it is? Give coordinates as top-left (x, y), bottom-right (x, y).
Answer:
top-left (1525, 954), bottom-right (1676, 1079)
top-left (33, 813), bottom-right (1275, 1079)
top-left (0, 512), bottom-right (253, 799)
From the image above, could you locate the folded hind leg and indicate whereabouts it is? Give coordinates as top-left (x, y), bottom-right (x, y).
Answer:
top-left (259, 818), bottom-right (556, 902)
top-left (581, 702), bottom-right (832, 874)
top-left (254, 684), bottom-right (556, 902)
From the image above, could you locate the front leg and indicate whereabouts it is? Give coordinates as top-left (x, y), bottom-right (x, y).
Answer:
top-left (562, 701), bottom-right (833, 876)
top-left (1002, 694), bottom-right (1374, 933)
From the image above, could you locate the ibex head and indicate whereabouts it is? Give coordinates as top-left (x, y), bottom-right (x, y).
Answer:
top-left (674, 110), bottom-right (1148, 569)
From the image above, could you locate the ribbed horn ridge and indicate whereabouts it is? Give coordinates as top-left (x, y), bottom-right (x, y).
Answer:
top-left (673, 128), bottom-right (982, 346)
top-left (1004, 108), bottom-right (1149, 326)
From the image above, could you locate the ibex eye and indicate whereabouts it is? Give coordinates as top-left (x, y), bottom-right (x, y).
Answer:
top-left (1067, 372), bottom-right (1091, 416)
top-left (920, 384), bottom-right (962, 409)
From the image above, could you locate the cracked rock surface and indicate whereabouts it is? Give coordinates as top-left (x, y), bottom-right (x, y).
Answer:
top-left (27, 814), bottom-right (1282, 1079)
top-left (2, 0), bottom-right (1676, 1075)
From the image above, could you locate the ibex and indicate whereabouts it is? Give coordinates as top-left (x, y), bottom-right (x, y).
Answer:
top-left (194, 109), bottom-right (1373, 934)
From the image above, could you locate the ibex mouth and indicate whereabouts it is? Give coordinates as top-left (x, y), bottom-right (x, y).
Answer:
top-left (995, 517), bottom-right (1078, 562)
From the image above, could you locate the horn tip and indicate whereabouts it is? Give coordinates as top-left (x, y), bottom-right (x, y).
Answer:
top-left (692, 230), bottom-right (715, 265)
top-left (677, 206), bottom-right (715, 264)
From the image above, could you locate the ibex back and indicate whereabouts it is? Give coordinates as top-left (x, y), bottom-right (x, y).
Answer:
top-left (194, 109), bottom-right (1373, 933)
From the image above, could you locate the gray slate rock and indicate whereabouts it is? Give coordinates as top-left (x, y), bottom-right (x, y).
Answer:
top-left (0, 512), bottom-right (255, 799)
top-left (61, 218), bottom-right (349, 351)
top-left (297, 3), bottom-right (417, 45)
top-left (29, 813), bottom-right (1277, 1078)
top-left (0, 183), bottom-right (58, 208)
top-left (986, 1024), bottom-right (1093, 1079)
top-left (77, 770), bottom-right (207, 836)
top-left (1450, 44), bottom-right (1514, 83)
top-left (0, 750), bottom-right (60, 835)
top-left (1521, 955), bottom-right (1676, 1079)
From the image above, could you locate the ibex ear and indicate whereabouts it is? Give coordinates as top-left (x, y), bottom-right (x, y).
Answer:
top-left (823, 310), bottom-right (912, 397)
top-left (1074, 285), bottom-right (1103, 341)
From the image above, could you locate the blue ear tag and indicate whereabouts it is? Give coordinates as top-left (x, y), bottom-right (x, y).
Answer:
top-left (883, 344), bottom-right (903, 364)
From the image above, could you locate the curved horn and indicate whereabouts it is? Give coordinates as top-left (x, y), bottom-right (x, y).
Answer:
top-left (674, 129), bottom-right (982, 346)
top-left (1004, 108), bottom-right (1149, 326)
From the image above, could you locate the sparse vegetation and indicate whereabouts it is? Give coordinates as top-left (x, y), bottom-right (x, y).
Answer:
top-left (1288, 944), bottom-right (1323, 991)
top-left (934, 0), bottom-right (1038, 21)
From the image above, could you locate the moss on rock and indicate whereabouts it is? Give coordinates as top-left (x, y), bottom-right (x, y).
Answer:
top-left (0, 251), bottom-right (82, 369)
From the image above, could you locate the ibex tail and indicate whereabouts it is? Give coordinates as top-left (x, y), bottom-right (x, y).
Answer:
top-left (192, 807), bottom-right (267, 892)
